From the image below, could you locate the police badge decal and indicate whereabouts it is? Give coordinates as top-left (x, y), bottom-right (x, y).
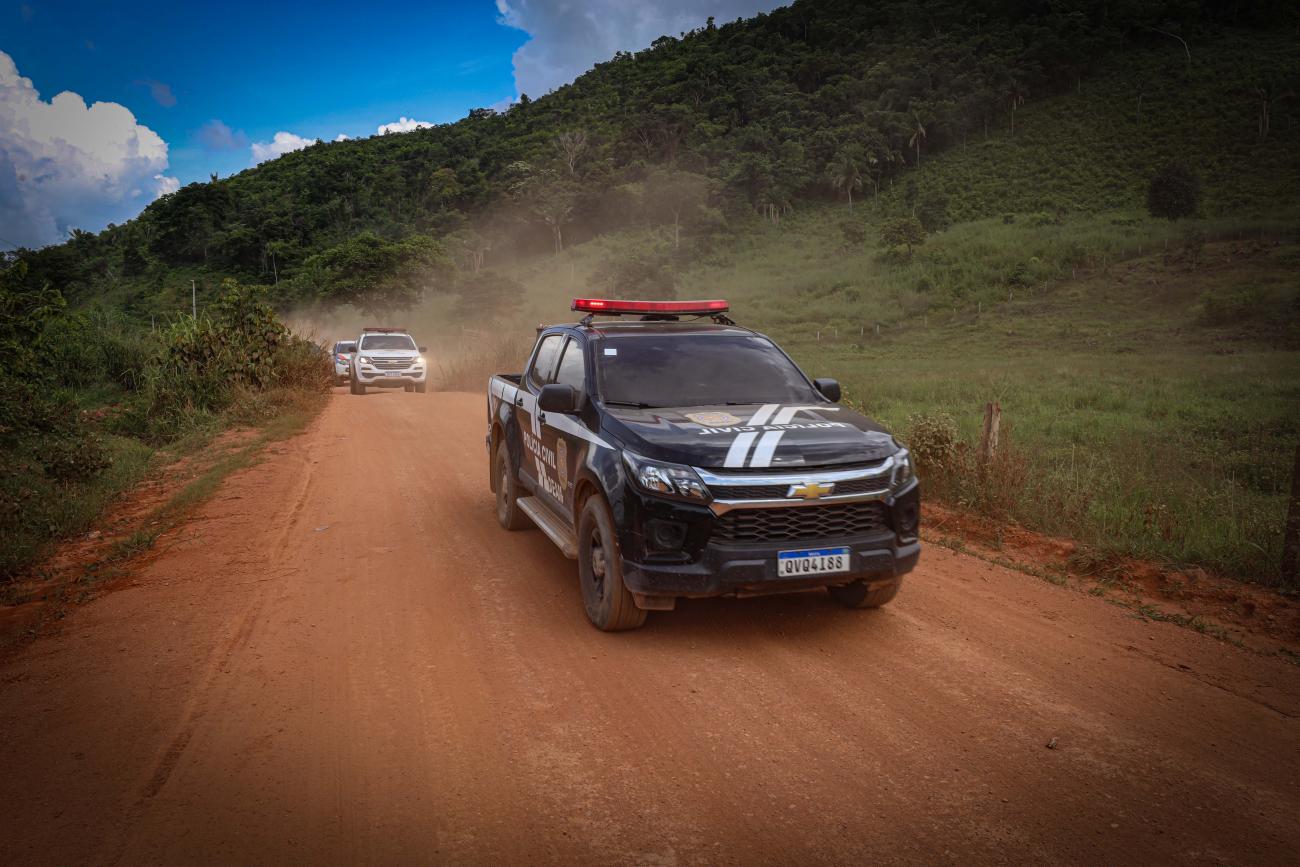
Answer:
top-left (685, 411), bottom-right (743, 427)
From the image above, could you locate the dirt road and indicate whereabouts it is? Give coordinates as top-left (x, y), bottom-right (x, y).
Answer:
top-left (2, 391), bottom-right (1298, 865)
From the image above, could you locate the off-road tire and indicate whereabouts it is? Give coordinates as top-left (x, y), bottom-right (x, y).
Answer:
top-left (494, 442), bottom-right (530, 531)
top-left (577, 495), bottom-right (647, 631)
top-left (828, 577), bottom-right (903, 609)
top-left (350, 374), bottom-right (365, 395)
top-left (415, 382), bottom-right (427, 394)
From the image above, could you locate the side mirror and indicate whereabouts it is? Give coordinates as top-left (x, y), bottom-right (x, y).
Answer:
top-left (418, 345), bottom-right (428, 353)
top-left (814, 378), bottom-right (841, 402)
top-left (538, 383), bottom-right (578, 414)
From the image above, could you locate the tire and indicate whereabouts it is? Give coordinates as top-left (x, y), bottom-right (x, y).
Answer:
top-left (415, 382), bottom-right (427, 394)
top-left (349, 374), bottom-right (361, 395)
top-left (404, 384), bottom-right (414, 392)
top-left (494, 441), bottom-right (530, 531)
top-left (577, 495), bottom-right (647, 631)
top-left (828, 577), bottom-right (903, 609)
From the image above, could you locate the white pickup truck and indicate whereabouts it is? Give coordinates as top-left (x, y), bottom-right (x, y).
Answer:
top-left (348, 328), bottom-right (428, 394)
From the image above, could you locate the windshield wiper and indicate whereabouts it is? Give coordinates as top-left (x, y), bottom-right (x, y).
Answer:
top-left (602, 400), bottom-right (662, 409)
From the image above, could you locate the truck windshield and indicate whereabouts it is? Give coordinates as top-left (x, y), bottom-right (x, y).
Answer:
top-left (360, 335), bottom-right (416, 350)
top-left (596, 334), bottom-right (818, 408)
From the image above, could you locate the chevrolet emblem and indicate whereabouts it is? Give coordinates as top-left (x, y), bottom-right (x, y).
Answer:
top-left (788, 481), bottom-right (835, 499)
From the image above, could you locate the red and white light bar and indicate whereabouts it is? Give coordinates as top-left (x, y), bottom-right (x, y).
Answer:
top-left (571, 298), bottom-right (730, 316)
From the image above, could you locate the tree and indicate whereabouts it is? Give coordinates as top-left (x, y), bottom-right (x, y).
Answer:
top-left (879, 216), bottom-right (927, 256)
top-left (509, 163), bottom-right (579, 256)
top-left (304, 232), bottom-right (447, 315)
top-left (908, 111), bottom-right (928, 167)
top-left (644, 168), bottom-right (710, 250)
top-left (553, 130), bottom-right (589, 176)
top-left (827, 147), bottom-right (863, 211)
top-left (1147, 163), bottom-right (1200, 220)
top-left (427, 167), bottom-right (462, 210)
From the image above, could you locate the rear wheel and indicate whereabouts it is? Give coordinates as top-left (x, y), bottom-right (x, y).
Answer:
top-left (494, 441), bottom-right (530, 531)
top-left (577, 495), bottom-right (647, 631)
top-left (828, 577), bottom-right (903, 609)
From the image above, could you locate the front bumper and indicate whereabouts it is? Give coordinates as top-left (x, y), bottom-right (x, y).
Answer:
top-left (616, 478), bottom-right (921, 599)
top-left (356, 367), bottom-right (426, 387)
top-left (623, 534), bottom-right (919, 599)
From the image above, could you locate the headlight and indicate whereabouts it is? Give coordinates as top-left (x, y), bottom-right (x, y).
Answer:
top-left (891, 448), bottom-right (914, 489)
top-left (417, 356), bottom-right (426, 365)
top-left (622, 450), bottom-right (710, 502)
top-left (358, 356), bottom-right (372, 364)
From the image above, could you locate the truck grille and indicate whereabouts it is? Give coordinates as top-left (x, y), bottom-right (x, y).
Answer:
top-left (711, 474), bottom-right (891, 500)
top-left (712, 501), bottom-right (891, 544)
top-left (370, 356), bottom-right (412, 370)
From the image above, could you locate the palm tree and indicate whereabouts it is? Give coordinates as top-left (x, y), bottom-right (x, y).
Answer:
top-left (908, 112), bottom-right (928, 167)
top-left (827, 149), bottom-right (863, 211)
top-left (1006, 79), bottom-right (1028, 136)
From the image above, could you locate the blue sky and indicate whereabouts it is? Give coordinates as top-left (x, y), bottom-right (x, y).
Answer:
top-left (1, 0), bottom-right (782, 248)
top-left (6, 0), bottom-right (526, 184)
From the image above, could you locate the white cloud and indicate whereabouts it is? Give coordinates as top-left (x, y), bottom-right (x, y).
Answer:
top-left (154, 174), bottom-right (180, 196)
top-left (377, 116), bottom-right (434, 135)
top-left (494, 0), bottom-right (784, 97)
top-left (0, 50), bottom-right (173, 249)
top-left (250, 130), bottom-right (314, 164)
top-left (334, 133), bottom-right (351, 142)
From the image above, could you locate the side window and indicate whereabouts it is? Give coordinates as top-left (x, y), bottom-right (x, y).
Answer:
top-left (553, 338), bottom-right (586, 392)
top-left (528, 334), bottom-right (563, 390)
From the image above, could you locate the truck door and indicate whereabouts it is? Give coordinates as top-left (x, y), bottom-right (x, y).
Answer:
top-left (518, 333), bottom-right (564, 496)
top-left (539, 336), bottom-right (588, 516)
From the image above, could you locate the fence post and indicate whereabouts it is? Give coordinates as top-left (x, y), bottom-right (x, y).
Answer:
top-left (1283, 445), bottom-right (1300, 585)
top-left (979, 402), bottom-right (1001, 463)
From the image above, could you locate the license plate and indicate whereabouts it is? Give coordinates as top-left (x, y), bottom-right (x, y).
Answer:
top-left (778, 547), bottom-right (850, 576)
top-left (384, 371), bottom-right (403, 377)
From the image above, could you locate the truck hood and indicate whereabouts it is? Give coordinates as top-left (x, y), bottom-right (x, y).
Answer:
top-left (600, 402), bottom-right (899, 470)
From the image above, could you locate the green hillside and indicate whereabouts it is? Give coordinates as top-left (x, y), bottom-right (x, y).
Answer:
top-left (5, 1), bottom-right (1296, 317)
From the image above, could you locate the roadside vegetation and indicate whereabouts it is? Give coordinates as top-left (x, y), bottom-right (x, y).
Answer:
top-left (0, 274), bottom-right (330, 580)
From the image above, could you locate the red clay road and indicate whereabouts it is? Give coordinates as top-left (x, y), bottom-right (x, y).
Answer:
top-left (2, 391), bottom-right (1298, 865)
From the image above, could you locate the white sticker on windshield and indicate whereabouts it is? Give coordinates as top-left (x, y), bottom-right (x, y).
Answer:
top-left (604, 348), bottom-right (617, 356)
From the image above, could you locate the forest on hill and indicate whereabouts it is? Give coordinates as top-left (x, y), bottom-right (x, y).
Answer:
top-left (5, 0), bottom-right (1296, 318)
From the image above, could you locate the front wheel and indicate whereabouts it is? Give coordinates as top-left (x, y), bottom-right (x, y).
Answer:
top-left (577, 495), bottom-right (647, 631)
top-left (415, 382), bottom-right (427, 394)
top-left (828, 577), bottom-right (903, 609)
top-left (350, 374), bottom-right (365, 395)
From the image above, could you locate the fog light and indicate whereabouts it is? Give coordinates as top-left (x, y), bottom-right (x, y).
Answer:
top-left (647, 519), bottom-right (687, 552)
top-left (898, 502), bottom-right (919, 541)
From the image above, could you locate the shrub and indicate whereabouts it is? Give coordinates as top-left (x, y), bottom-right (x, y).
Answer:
top-left (905, 413), bottom-right (959, 473)
top-left (1147, 163), bottom-right (1200, 220)
top-left (839, 219), bottom-right (868, 250)
top-left (879, 216), bottom-right (927, 255)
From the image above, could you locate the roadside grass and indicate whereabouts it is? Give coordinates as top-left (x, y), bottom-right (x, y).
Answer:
top-left (0, 434), bottom-right (154, 579)
top-left (106, 388), bottom-right (325, 563)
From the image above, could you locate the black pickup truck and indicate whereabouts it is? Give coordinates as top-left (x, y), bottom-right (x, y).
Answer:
top-left (486, 299), bottom-right (920, 631)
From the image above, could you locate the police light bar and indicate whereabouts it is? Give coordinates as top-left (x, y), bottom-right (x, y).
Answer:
top-left (571, 298), bottom-right (729, 316)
